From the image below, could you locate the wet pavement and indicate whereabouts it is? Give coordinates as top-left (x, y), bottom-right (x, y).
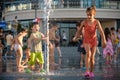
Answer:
top-left (0, 47), bottom-right (120, 80)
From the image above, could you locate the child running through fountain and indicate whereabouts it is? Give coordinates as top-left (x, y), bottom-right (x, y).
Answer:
top-left (74, 5), bottom-right (106, 78)
top-left (103, 28), bottom-right (114, 64)
top-left (49, 23), bottom-right (59, 71)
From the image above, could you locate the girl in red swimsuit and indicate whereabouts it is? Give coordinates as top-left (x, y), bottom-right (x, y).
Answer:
top-left (74, 5), bottom-right (106, 78)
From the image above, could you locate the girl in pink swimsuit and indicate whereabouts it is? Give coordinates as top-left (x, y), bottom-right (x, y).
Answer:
top-left (74, 5), bottom-right (106, 78)
top-left (103, 28), bottom-right (113, 64)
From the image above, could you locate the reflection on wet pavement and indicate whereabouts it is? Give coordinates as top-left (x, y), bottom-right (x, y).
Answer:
top-left (0, 47), bottom-right (120, 80)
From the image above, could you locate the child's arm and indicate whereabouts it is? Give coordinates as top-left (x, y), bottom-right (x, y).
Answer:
top-left (97, 20), bottom-right (106, 48)
top-left (41, 32), bottom-right (53, 47)
top-left (22, 58), bottom-right (28, 66)
top-left (41, 32), bottom-right (50, 45)
top-left (41, 32), bottom-right (48, 41)
top-left (31, 32), bottom-right (44, 41)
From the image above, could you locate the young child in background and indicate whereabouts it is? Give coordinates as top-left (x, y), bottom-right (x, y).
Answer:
top-left (73, 23), bottom-right (86, 69)
top-left (11, 28), bottom-right (28, 72)
top-left (103, 28), bottom-right (114, 64)
top-left (74, 5), bottom-right (106, 77)
top-left (77, 33), bottom-right (86, 69)
top-left (55, 31), bottom-right (62, 66)
top-left (49, 23), bottom-right (59, 70)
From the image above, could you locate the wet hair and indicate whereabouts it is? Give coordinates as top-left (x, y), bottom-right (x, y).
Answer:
top-left (86, 5), bottom-right (96, 15)
top-left (104, 27), bottom-right (111, 41)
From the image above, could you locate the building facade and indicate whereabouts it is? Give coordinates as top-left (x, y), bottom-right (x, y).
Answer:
top-left (2, 0), bottom-right (120, 46)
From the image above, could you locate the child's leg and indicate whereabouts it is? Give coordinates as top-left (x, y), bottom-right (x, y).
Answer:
top-left (80, 53), bottom-right (84, 67)
top-left (16, 52), bottom-right (22, 71)
top-left (90, 47), bottom-right (96, 72)
top-left (18, 48), bottom-right (23, 67)
top-left (110, 55), bottom-right (112, 63)
top-left (84, 44), bottom-right (91, 72)
top-left (39, 63), bottom-right (45, 73)
top-left (39, 64), bottom-right (43, 70)
top-left (31, 65), bottom-right (35, 70)
top-left (57, 47), bottom-right (62, 57)
top-left (36, 52), bottom-right (44, 72)
top-left (106, 54), bottom-right (108, 62)
top-left (58, 57), bottom-right (62, 66)
top-left (28, 52), bottom-right (36, 71)
top-left (17, 47), bottom-right (23, 71)
top-left (108, 53), bottom-right (112, 63)
top-left (49, 44), bottom-right (55, 70)
top-left (83, 54), bottom-right (86, 67)
top-left (16, 51), bottom-right (19, 67)
top-left (106, 53), bottom-right (110, 63)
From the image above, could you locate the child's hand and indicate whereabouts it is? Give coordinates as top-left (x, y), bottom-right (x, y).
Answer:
top-left (102, 40), bottom-right (107, 48)
top-left (73, 37), bottom-right (77, 42)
